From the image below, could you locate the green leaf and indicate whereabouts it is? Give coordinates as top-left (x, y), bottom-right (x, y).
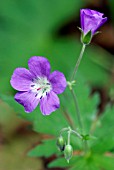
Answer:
top-left (91, 106), bottom-right (114, 153)
top-left (49, 154), bottom-right (114, 170)
top-left (33, 108), bottom-right (69, 136)
top-left (48, 156), bottom-right (81, 168)
top-left (28, 139), bottom-right (58, 158)
top-left (0, 94), bottom-right (39, 122)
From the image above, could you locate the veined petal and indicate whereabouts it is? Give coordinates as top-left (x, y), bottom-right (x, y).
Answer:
top-left (80, 9), bottom-right (107, 35)
top-left (10, 68), bottom-right (33, 91)
top-left (28, 56), bottom-right (51, 78)
top-left (49, 71), bottom-right (67, 94)
top-left (93, 17), bottom-right (107, 34)
top-left (15, 91), bottom-right (39, 113)
top-left (82, 9), bottom-right (103, 17)
top-left (80, 9), bottom-right (85, 31)
top-left (40, 91), bottom-right (60, 115)
top-left (82, 12), bottom-right (97, 35)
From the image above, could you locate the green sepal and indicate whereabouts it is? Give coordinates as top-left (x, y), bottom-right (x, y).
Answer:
top-left (77, 26), bottom-right (83, 33)
top-left (93, 31), bottom-right (101, 37)
top-left (67, 80), bottom-right (76, 90)
top-left (81, 134), bottom-right (90, 141)
top-left (81, 30), bottom-right (92, 45)
top-left (81, 134), bottom-right (97, 141)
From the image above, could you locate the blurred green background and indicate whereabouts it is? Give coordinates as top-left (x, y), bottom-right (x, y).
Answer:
top-left (0, 0), bottom-right (114, 169)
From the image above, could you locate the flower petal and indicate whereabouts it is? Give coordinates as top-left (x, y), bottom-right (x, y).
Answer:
top-left (28, 56), bottom-right (51, 78)
top-left (80, 9), bottom-right (107, 35)
top-left (10, 68), bottom-right (33, 91)
top-left (82, 9), bottom-right (103, 17)
top-left (15, 91), bottom-right (39, 113)
top-left (80, 9), bottom-right (85, 31)
top-left (40, 91), bottom-right (60, 115)
top-left (93, 17), bottom-right (107, 34)
top-left (49, 71), bottom-right (67, 94)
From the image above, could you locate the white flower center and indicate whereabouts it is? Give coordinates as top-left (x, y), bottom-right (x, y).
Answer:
top-left (30, 77), bottom-right (52, 99)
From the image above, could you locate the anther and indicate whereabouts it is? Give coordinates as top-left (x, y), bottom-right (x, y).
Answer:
top-left (46, 83), bottom-right (50, 85)
top-left (31, 85), bottom-right (35, 87)
top-left (35, 94), bottom-right (38, 97)
top-left (37, 88), bottom-right (41, 91)
top-left (40, 96), bottom-right (43, 99)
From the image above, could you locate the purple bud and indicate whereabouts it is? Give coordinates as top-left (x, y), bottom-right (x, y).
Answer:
top-left (80, 9), bottom-right (107, 35)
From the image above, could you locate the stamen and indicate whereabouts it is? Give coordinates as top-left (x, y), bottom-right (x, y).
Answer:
top-left (35, 94), bottom-right (38, 97)
top-left (31, 77), bottom-right (52, 99)
top-left (40, 96), bottom-right (43, 99)
top-left (31, 85), bottom-right (35, 87)
top-left (46, 83), bottom-right (50, 85)
top-left (37, 88), bottom-right (41, 91)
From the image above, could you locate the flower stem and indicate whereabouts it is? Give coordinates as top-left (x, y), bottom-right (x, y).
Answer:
top-left (70, 89), bottom-right (83, 132)
top-left (70, 44), bottom-right (86, 81)
top-left (71, 129), bottom-right (82, 139)
top-left (60, 127), bottom-right (69, 136)
top-left (68, 130), bottom-right (71, 145)
top-left (84, 140), bottom-right (88, 154)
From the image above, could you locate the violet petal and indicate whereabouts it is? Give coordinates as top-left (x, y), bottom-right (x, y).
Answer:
top-left (80, 9), bottom-right (107, 35)
top-left (28, 56), bottom-right (51, 78)
top-left (93, 17), bottom-right (107, 34)
top-left (82, 9), bottom-right (103, 17)
top-left (15, 91), bottom-right (39, 113)
top-left (80, 10), bottom-right (85, 31)
top-left (10, 68), bottom-right (33, 91)
top-left (40, 91), bottom-right (60, 115)
top-left (49, 71), bottom-right (67, 94)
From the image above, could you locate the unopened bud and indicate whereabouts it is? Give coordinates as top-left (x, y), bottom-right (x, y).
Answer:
top-left (56, 136), bottom-right (65, 151)
top-left (64, 144), bottom-right (73, 163)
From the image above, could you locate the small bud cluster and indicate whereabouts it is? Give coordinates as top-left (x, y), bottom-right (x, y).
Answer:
top-left (56, 127), bottom-right (93, 163)
top-left (56, 135), bottom-right (73, 163)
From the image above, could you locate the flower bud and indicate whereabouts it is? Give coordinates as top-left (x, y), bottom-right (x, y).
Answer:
top-left (56, 136), bottom-right (65, 151)
top-left (80, 9), bottom-right (107, 36)
top-left (64, 144), bottom-right (73, 163)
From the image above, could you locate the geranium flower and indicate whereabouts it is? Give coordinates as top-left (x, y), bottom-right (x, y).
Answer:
top-left (80, 9), bottom-right (107, 35)
top-left (10, 56), bottom-right (67, 115)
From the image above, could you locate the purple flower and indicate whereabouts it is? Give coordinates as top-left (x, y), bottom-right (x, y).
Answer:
top-left (10, 56), bottom-right (67, 115)
top-left (80, 9), bottom-right (107, 35)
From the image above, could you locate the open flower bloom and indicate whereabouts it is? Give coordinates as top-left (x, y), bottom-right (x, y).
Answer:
top-left (80, 9), bottom-right (107, 35)
top-left (10, 56), bottom-right (67, 115)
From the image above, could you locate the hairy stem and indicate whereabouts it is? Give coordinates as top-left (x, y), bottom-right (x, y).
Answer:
top-left (70, 44), bottom-right (86, 81)
top-left (71, 88), bottom-right (83, 132)
top-left (61, 106), bottom-right (76, 130)
top-left (71, 129), bottom-right (82, 139)
top-left (68, 130), bottom-right (71, 145)
top-left (83, 140), bottom-right (89, 155)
